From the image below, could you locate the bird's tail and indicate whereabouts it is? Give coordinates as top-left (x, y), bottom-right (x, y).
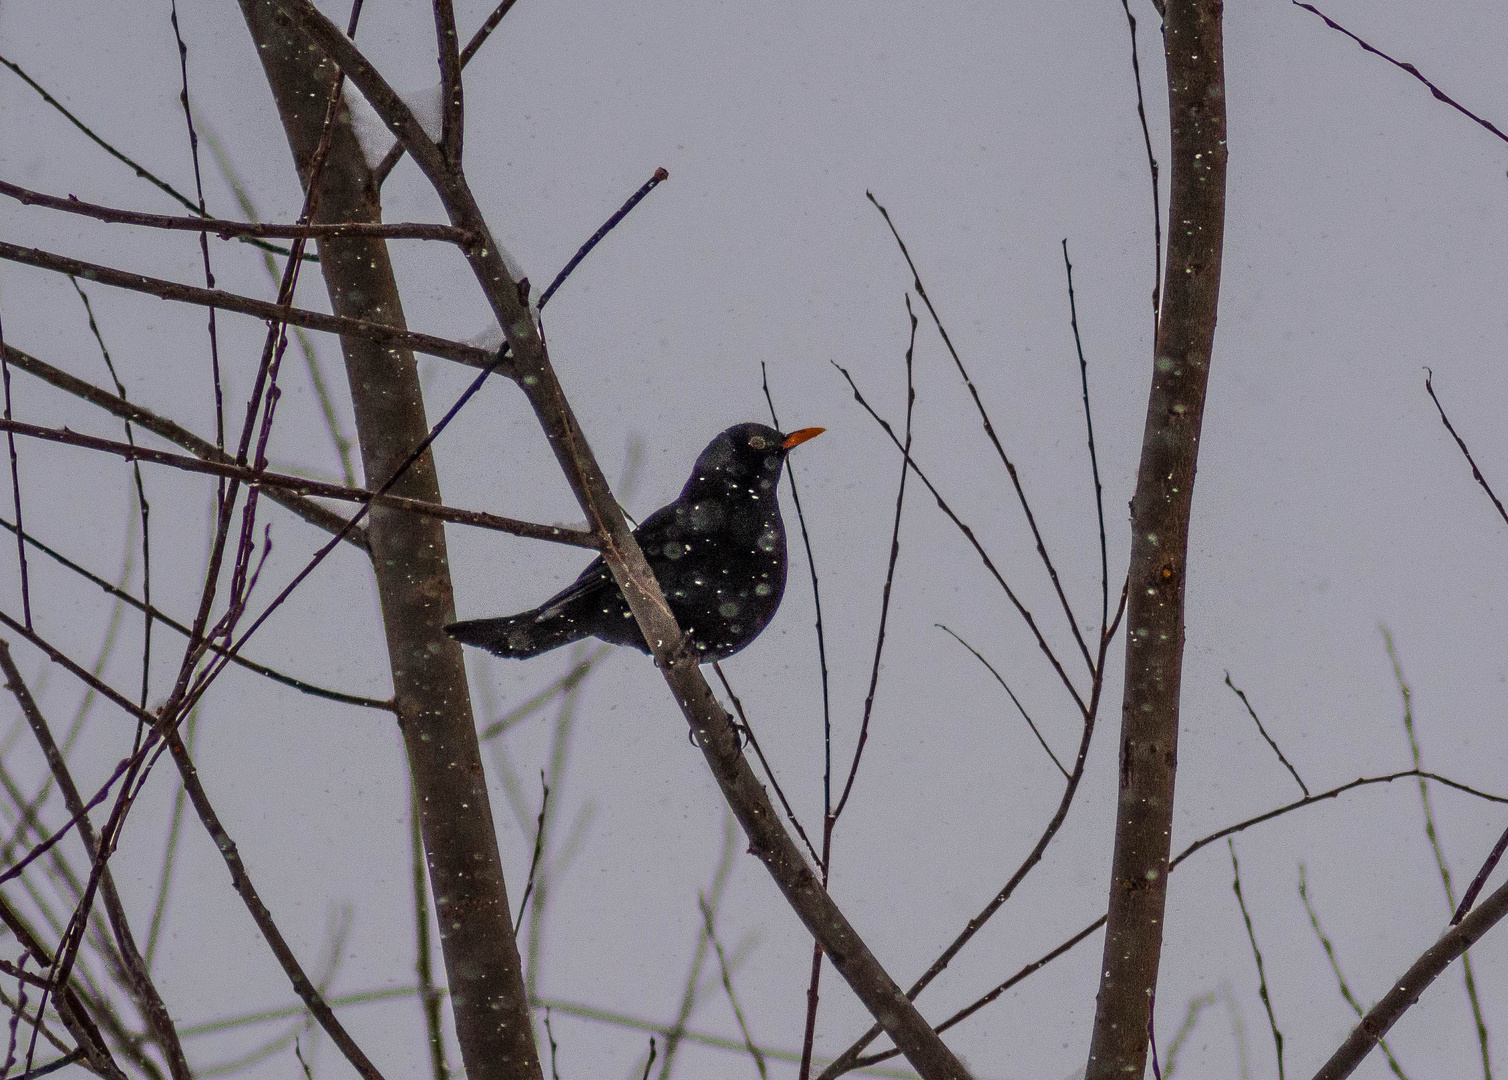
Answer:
top-left (444, 610), bottom-right (580, 658)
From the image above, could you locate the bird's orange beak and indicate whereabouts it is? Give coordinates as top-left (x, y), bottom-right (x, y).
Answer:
top-left (782, 427), bottom-right (825, 451)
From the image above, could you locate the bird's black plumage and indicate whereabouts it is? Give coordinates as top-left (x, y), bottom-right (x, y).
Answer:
top-left (446, 422), bottom-right (823, 662)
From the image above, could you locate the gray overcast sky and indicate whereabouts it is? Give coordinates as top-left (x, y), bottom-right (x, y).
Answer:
top-left (2, 1), bottom-right (1507, 1078)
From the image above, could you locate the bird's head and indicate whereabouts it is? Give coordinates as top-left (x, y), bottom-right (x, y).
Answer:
top-left (686, 422), bottom-right (825, 493)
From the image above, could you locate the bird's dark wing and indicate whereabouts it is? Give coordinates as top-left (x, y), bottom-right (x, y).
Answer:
top-left (534, 555), bottom-right (614, 617)
top-left (530, 501), bottom-right (677, 616)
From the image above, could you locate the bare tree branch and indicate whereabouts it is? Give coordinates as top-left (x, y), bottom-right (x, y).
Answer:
top-left (2, 341), bottom-right (366, 548)
top-left (0, 242), bottom-right (500, 371)
top-left (240, 4), bottom-right (544, 1077)
top-left (0, 643), bottom-right (191, 1080)
top-left (0, 180), bottom-right (472, 242)
top-left (1310, 876), bottom-right (1508, 1080)
top-left (1084, 0), bottom-right (1227, 1073)
top-left (272, 2), bottom-right (972, 1074)
top-left (0, 416), bottom-right (596, 547)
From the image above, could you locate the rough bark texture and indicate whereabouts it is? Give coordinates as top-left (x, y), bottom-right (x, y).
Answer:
top-left (270, 3), bottom-right (971, 1075)
top-left (1310, 877), bottom-right (1508, 1080)
top-left (1084, 1), bottom-right (1227, 1077)
top-left (237, 5), bottom-right (543, 1079)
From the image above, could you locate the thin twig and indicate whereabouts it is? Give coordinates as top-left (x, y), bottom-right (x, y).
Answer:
top-left (1424, 369), bottom-right (1508, 529)
top-left (868, 192), bottom-right (1094, 675)
top-left (2, 340), bottom-right (366, 547)
top-left (460, 0), bottom-right (522, 66)
top-left (1117, 3), bottom-right (1163, 325)
top-left (432, 0), bottom-right (464, 164)
top-left (1169, 770), bottom-right (1508, 873)
top-left (832, 294), bottom-right (916, 824)
top-left (167, 0), bottom-right (226, 458)
top-left (0, 241), bottom-right (499, 370)
top-left (0, 53), bottom-right (309, 262)
top-left (1293, 3), bottom-right (1508, 145)
top-left (761, 364), bottom-right (832, 812)
top-left (710, 664), bottom-right (820, 868)
top-left (537, 168), bottom-right (668, 310)
top-left (1383, 629), bottom-right (1492, 1077)
top-left (542, 1008), bottom-right (561, 1080)
top-left (0, 181), bottom-right (471, 242)
top-left (1224, 673), bottom-right (1309, 796)
top-left (936, 624), bottom-right (1068, 779)
top-left (833, 360), bottom-right (1087, 716)
top-left (201, 128), bottom-right (359, 485)
top-left (0, 313), bottom-right (31, 630)
top-left (699, 896), bottom-right (767, 1079)
top-left (1061, 240), bottom-right (1110, 629)
top-left (1455, 823), bottom-right (1508, 926)
top-left (0, 416), bottom-right (594, 547)
top-left (1229, 842), bottom-right (1284, 1080)
top-left (373, 0), bottom-right (524, 183)
top-left (1298, 865), bottom-right (1410, 1079)
top-left (68, 278), bottom-right (155, 715)
top-left (0, 513), bottom-right (390, 709)
top-left (514, 774), bottom-right (550, 936)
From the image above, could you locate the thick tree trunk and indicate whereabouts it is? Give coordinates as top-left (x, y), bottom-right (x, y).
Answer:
top-left (1084, 1), bottom-right (1228, 1077)
top-left (237, 5), bottom-right (542, 1078)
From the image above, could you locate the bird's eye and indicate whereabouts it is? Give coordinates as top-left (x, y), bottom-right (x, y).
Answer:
top-left (748, 436), bottom-right (766, 450)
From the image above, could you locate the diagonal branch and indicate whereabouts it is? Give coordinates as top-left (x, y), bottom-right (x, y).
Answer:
top-left (240, 5), bottom-right (543, 1078)
top-left (0, 180), bottom-right (471, 242)
top-left (1310, 876), bottom-right (1508, 1080)
top-left (1293, 2), bottom-right (1508, 145)
top-left (0, 643), bottom-right (191, 1080)
top-left (272, 2), bottom-right (971, 1074)
top-left (0, 514), bottom-right (390, 709)
top-left (868, 193), bottom-right (1095, 676)
top-left (0, 242), bottom-right (500, 371)
top-left (0, 416), bottom-right (597, 548)
top-left (2, 341), bottom-right (366, 548)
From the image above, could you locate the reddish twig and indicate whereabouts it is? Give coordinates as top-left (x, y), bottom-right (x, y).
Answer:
top-left (0, 310), bottom-right (30, 629)
top-left (0, 181), bottom-right (471, 242)
top-left (1454, 823), bottom-right (1508, 925)
top-left (0, 241), bottom-right (499, 371)
top-left (2, 340), bottom-right (365, 547)
top-left (0, 416), bottom-right (596, 547)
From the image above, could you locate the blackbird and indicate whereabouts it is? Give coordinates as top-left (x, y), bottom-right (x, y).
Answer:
top-left (446, 422), bottom-right (824, 661)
